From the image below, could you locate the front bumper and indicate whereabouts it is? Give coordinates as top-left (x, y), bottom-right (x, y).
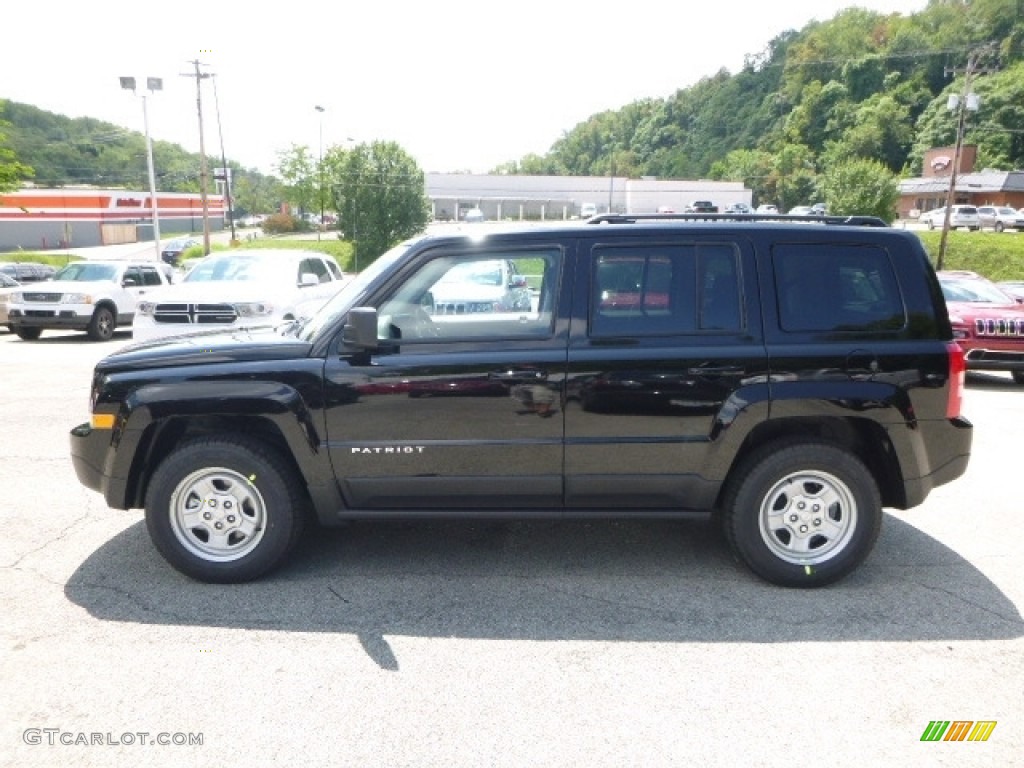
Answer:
top-left (9, 308), bottom-right (91, 331)
top-left (70, 422), bottom-right (131, 509)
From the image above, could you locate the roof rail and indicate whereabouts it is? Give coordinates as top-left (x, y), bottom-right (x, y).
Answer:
top-left (586, 212), bottom-right (890, 227)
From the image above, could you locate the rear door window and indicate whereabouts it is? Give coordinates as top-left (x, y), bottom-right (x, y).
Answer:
top-left (772, 244), bottom-right (905, 332)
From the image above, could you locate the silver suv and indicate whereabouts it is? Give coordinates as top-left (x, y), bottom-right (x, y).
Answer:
top-left (976, 205), bottom-right (1024, 232)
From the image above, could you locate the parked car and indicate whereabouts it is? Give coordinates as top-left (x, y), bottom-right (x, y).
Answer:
top-left (462, 208), bottom-right (485, 223)
top-left (787, 206), bottom-right (815, 216)
top-left (429, 258), bottom-right (533, 315)
top-left (755, 204), bottom-right (778, 214)
top-left (71, 215), bottom-right (972, 587)
top-left (132, 249), bottom-right (347, 342)
top-left (580, 202), bottom-right (597, 219)
top-left (160, 237), bottom-right (201, 266)
top-left (918, 205), bottom-right (981, 231)
top-left (0, 262), bottom-right (56, 283)
top-left (938, 270), bottom-right (1024, 385)
top-left (976, 205), bottom-right (1024, 232)
top-left (687, 200), bottom-right (718, 213)
top-left (0, 272), bottom-right (21, 330)
top-left (724, 203), bottom-right (752, 214)
top-left (7, 260), bottom-right (169, 341)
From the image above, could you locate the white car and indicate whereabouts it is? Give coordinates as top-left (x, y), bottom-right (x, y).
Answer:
top-left (917, 205), bottom-right (981, 231)
top-left (132, 249), bottom-right (347, 342)
top-left (7, 260), bottom-right (169, 341)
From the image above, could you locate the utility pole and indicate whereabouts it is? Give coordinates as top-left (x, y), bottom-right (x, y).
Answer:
top-left (182, 60), bottom-right (213, 255)
top-left (937, 44), bottom-right (998, 270)
top-left (212, 75), bottom-right (236, 244)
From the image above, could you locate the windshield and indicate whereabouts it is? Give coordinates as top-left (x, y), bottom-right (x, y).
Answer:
top-left (184, 256), bottom-right (288, 283)
top-left (296, 241), bottom-right (412, 341)
top-left (54, 263), bottom-right (118, 282)
top-left (941, 278), bottom-right (1014, 304)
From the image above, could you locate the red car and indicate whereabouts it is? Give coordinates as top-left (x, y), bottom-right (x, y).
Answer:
top-left (938, 270), bottom-right (1024, 385)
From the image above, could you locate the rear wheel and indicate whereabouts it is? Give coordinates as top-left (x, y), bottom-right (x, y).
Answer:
top-left (723, 442), bottom-right (882, 587)
top-left (15, 327), bottom-right (42, 341)
top-left (926, 219), bottom-right (935, 230)
top-left (145, 436), bottom-right (307, 582)
top-left (995, 222), bottom-right (1005, 233)
top-left (1012, 371), bottom-right (1024, 385)
top-left (86, 306), bottom-right (115, 341)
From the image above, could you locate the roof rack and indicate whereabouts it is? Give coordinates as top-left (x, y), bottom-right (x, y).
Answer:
top-left (586, 212), bottom-right (889, 227)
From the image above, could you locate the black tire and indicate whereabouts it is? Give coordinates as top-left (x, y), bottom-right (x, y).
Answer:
top-left (86, 306), bottom-right (116, 341)
top-left (926, 219), bottom-right (935, 230)
top-left (1012, 371), bottom-right (1024, 386)
top-left (15, 327), bottom-right (42, 341)
top-left (722, 441), bottom-right (882, 588)
top-left (995, 222), bottom-right (1005, 233)
top-left (145, 436), bottom-right (307, 583)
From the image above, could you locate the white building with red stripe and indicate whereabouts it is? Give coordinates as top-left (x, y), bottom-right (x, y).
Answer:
top-left (0, 188), bottom-right (225, 251)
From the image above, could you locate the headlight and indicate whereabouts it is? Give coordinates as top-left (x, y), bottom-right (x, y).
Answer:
top-left (234, 302), bottom-right (274, 318)
top-left (61, 293), bottom-right (93, 304)
top-left (10, 292), bottom-right (23, 302)
top-left (136, 301), bottom-right (156, 316)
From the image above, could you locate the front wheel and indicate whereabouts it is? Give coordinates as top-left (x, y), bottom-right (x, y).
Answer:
top-left (995, 222), bottom-right (1005, 233)
top-left (1012, 371), bottom-right (1024, 386)
top-left (926, 219), bottom-right (935, 230)
top-left (145, 436), bottom-right (307, 582)
top-left (87, 306), bottom-right (115, 341)
top-left (722, 442), bottom-right (882, 587)
top-left (15, 327), bottom-right (42, 341)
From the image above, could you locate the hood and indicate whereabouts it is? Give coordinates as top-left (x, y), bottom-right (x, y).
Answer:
top-left (146, 280), bottom-right (285, 303)
top-left (946, 300), bottom-right (1024, 318)
top-left (16, 279), bottom-right (118, 294)
top-left (96, 326), bottom-right (313, 372)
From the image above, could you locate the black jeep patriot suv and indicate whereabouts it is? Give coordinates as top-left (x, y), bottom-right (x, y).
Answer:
top-left (70, 214), bottom-right (972, 586)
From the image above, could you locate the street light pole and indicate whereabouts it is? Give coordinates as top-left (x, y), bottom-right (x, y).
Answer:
top-left (119, 76), bottom-right (163, 261)
top-left (315, 105), bottom-right (325, 242)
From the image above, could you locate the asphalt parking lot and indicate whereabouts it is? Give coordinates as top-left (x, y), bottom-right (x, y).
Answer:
top-left (1, 328), bottom-right (1021, 768)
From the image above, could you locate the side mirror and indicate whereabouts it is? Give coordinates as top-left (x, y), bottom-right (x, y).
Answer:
top-left (122, 277), bottom-right (138, 287)
top-left (342, 307), bottom-right (379, 350)
top-left (299, 272), bottom-right (319, 286)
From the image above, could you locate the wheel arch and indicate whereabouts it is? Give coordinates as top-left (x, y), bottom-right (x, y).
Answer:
top-left (125, 414), bottom-right (312, 511)
top-left (718, 416), bottom-right (906, 509)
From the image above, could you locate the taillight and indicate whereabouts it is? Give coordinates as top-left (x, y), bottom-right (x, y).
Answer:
top-left (946, 341), bottom-right (966, 419)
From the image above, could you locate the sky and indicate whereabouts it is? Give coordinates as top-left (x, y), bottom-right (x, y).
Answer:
top-left (2, 1), bottom-right (929, 177)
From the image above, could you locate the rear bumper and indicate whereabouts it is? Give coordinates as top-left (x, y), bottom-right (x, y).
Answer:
top-left (900, 416), bottom-right (973, 508)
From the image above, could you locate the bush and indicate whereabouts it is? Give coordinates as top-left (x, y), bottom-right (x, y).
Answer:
top-left (261, 213), bottom-right (298, 235)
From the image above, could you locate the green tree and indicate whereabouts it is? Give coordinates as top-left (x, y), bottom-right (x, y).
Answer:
top-left (275, 143), bottom-right (316, 216)
top-left (231, 170), bottom-right (282, 217)
top-left (818, 158), bottom-right (899, 221)
top-left (709, 149), bottom-right (777, 207)
top-left (326, 141), bottom-right (429, 270)
top-left (0, 101), bottom-right (33, 192)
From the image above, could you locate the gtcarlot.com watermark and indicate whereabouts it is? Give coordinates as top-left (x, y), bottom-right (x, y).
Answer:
top-left (23, 728), bottom-right (203, 747)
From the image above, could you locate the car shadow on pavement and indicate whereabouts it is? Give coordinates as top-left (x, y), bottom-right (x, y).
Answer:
top-left (64, 515), bottom-right (1022, 670)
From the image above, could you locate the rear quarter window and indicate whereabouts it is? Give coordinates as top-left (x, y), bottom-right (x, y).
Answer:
top-left (773, 243), bottom-right (905, 333)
